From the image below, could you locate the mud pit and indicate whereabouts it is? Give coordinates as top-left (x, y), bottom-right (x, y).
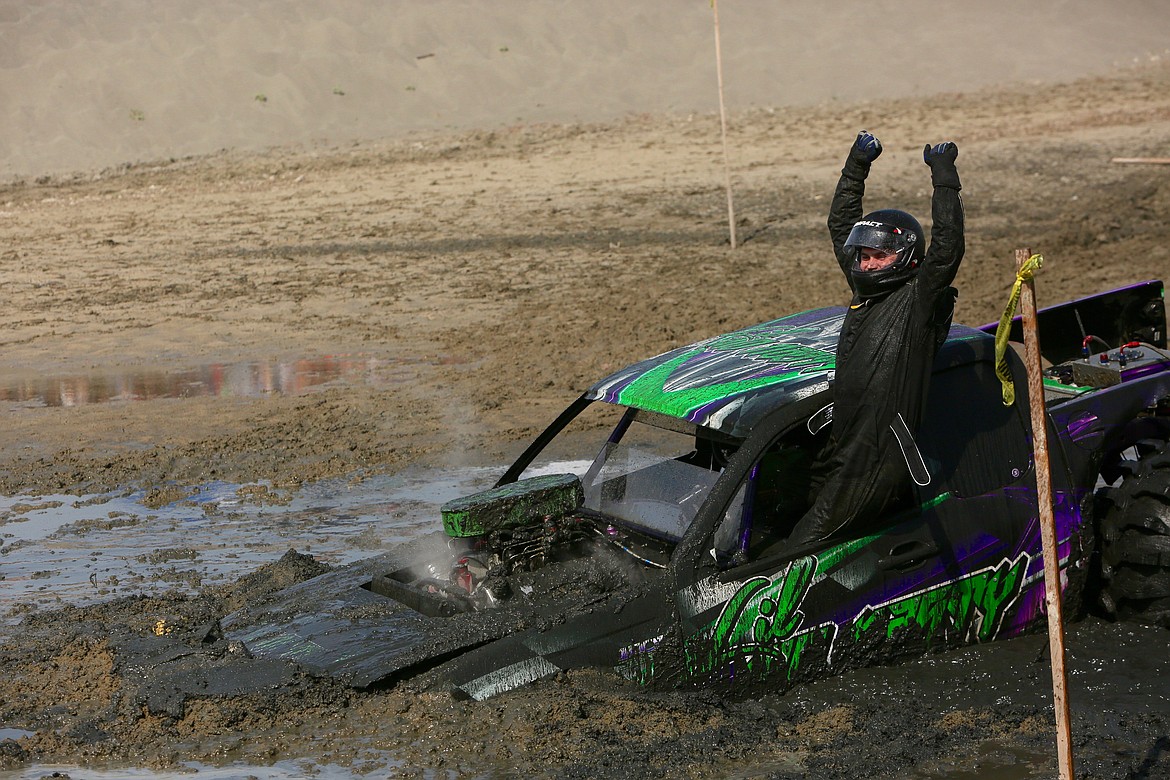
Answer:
top-left (3, 63), bottom-right (1170, 778)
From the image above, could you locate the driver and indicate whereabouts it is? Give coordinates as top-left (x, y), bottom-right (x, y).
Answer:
top-left (788, 131), bottom-right (965, 547)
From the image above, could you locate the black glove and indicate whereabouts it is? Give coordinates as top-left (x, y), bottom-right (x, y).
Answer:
top-left (855, 130), bottom-right (883, 162)
top-left (923, 142), bottom-right (961, 189)
top-left (843, 130), bottom-right (882, 179)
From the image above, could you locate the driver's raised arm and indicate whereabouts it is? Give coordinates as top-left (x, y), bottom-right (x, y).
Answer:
top-left (919, 142), bottom-right (964, 294)
top-left (827, 131), bottom-right (882, 286)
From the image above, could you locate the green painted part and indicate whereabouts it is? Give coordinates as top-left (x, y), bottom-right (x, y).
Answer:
top-left (813, 494), bottom-right (951, 577)
top-left (685, 566), bottom-right (836, 683)
top-left (686, 552), bottom-right (1031, 686)
top-left (1042, 377), bottom-right (1092, 394)
top-left (614, 341), bottom-right (832, 420)
top-left (813, 535), bottom-right (880, 578)
top-left (441, 473), bottom-right (584, 537)
top-left (616, 648), bottom-right (657, 686)
top-left (704, 330), bottom-right (835, 361)
top-left (920, 491), bottom-right (952, 511)
top-left (687, 558), bottom-right (819, 680)
top-left (852, 553), bottom-right (1028, 644)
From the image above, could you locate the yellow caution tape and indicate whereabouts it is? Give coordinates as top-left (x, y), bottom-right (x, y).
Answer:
top-left (993, 254), bottom-right (1044, 406)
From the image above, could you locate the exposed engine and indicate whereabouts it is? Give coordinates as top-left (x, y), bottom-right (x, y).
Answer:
top-left (366, 472), bottom-right (669, 616)
top-left (448, 512), bottom-right (595, 605)
top-left (366, 510), bottom-right (599, 616)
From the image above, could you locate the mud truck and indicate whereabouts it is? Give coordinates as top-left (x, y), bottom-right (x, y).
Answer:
top-left (223, 280), bottom-right (1170, 700)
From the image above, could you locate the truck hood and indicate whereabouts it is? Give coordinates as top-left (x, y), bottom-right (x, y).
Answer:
top-left (221, 531), bottom-right (660, 689)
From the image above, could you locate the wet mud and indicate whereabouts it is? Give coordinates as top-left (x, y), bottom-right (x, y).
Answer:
top-left (3, 62), bottom-right (1170, 778)
top-left (3, 564), bottom-right (1169, 779)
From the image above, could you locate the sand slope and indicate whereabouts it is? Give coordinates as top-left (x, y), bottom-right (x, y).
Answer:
top-left (3, 0), bottom-right (1169, 178)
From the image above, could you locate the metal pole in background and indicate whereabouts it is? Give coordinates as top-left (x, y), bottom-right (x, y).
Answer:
top-left (711, 0), bottom-right (737, 249)
top-left (1016, 246), bottom-right (1075, 780)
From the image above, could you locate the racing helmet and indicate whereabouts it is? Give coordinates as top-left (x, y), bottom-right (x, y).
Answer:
top-left (845, 209), bottom-right (924, 299)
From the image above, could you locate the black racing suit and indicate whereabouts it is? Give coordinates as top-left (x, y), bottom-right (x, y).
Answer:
top-left (787, 147), bottom-right (964, 546)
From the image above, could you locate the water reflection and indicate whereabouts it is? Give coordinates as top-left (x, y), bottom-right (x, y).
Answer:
top-left (1, 355), bottom-right (443, 407)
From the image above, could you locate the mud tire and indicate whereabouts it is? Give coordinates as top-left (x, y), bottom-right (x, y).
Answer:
top-left (1098, 439), bottom-right (1170, 627)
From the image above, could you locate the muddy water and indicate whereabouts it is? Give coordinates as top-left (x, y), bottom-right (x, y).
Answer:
top-left (0, 466), bottom-right (499, 779)
top-left (0, 465), bottom-right (504, 621)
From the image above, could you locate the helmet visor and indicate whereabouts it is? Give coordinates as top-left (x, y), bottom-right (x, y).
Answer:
top-left (843, 221), bottom-right (911, 255)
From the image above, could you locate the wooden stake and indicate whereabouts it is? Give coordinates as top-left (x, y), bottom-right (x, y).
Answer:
top-left (711, 0), bottom-right (737, 249)
top-left (1016, 247), bottom-right (1075, 780)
